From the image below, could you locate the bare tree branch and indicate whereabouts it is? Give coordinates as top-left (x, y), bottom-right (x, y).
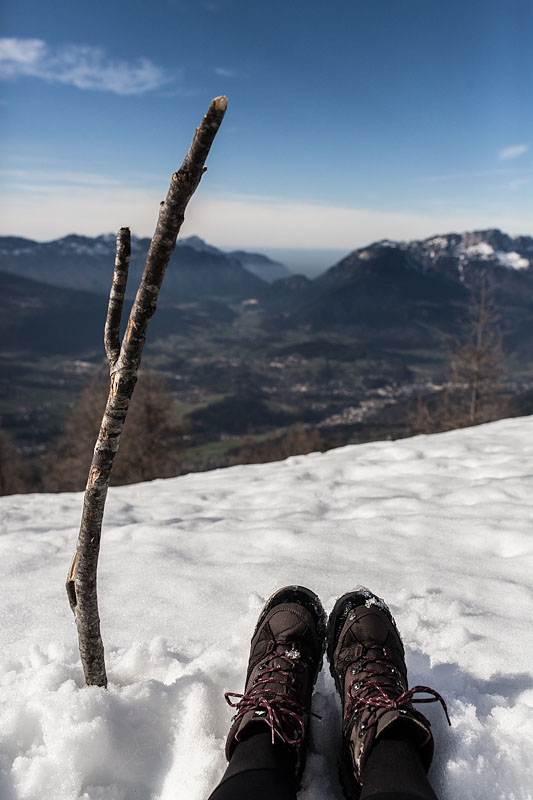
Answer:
top-left (104, 227), bottom-right (131, 368)
top-left (66, 96), bottom-right (227, 687)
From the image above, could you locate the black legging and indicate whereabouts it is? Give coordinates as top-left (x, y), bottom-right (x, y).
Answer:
top-left (208, 731), bottom-right (439, 800)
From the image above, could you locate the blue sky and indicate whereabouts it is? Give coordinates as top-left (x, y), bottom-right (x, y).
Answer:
top-left (1, 0), bottom-right (531, 253)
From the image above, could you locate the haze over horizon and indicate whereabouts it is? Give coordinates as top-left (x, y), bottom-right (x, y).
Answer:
top-left (1, 0), bottom-right (531, 248)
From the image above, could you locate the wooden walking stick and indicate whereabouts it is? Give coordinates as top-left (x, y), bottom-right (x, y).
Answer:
top-left (66, 96), bottom-right (227, 687)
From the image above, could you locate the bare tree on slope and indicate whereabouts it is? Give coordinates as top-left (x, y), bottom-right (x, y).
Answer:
top-left (410, 277), bottom-right (507, 434)
top-left (43, 369), bottom-right (188, 491)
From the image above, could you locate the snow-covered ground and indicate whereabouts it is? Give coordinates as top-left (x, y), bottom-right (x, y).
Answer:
top-left (1, 417), bottom-right (532, 800)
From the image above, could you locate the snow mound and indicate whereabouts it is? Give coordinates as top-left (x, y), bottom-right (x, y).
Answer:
top-left (1, 416), bottom-right (533, 799)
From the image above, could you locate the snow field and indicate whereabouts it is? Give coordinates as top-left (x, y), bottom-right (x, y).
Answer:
top-left (1, 416), bottom-right (533, 799)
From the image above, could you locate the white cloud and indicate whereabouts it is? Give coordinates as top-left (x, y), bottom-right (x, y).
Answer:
top-left (0, 37), bottom-right (170, 95)
top-left (0, 37), bottom-right (46, 71)
top-left (498, 144), bottom-right (529, 161)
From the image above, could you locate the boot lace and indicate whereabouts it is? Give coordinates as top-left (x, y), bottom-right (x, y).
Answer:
top-left (345, 647), bottom-right (451, 730)
top-left (225, 644), bottom-right (309, 746)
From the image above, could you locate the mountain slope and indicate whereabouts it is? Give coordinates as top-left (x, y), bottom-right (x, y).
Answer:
top-left (266, 244), bottom-right (469, 342)
top-left (0, 235), bottom-right (279, 301)
top-left (262, 229), bottom-right (533, 346)
top-left (0, 416), bottom-right (532, 799)
top-left (228, 249), bottom-right (291, 282)
top-left (0, 270), bottom-right (108, 355)
top-left (0, 234), bottom-right (265, 301)
top-left (0, 270), bottom-right (235, 356)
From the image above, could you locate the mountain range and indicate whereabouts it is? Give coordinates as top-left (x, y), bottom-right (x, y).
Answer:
top-left (0, 234), bottom-right (289, 301)
top-left (2, 228), bottom-right (532, 354)
top-left (2, 227), bottom-right (532, 465)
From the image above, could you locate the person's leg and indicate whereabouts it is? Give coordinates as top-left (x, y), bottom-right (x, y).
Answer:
top-left (327, 588), bottom-right (450, 800)
top-left (208, 586), bottom-right (326, 800)
top-left (358, 736), bottom-right (439, 800)
top-left (207, 731), bottom-right (297, 800)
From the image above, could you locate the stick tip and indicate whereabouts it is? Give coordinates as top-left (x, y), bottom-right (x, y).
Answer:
top-left (213, 95), bottom-right (228, 112)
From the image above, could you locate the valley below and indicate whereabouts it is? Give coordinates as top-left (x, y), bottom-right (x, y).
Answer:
top-left (2, 228), bottom-right (533, 491)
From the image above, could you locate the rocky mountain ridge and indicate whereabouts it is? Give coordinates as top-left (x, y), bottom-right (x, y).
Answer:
top-left (0, 234), bottom-right (290, 298)
top-left (322, 229), bottom-right (532, 283)
top-left (265, 228), bottom-right (533, 335)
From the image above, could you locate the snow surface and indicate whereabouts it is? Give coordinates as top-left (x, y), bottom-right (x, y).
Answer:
top-left (462, 242), bottom-right (530, 270)
top-left (496, 251), bottom-right (530, 270)
top-left (1, 417), bottom-right (533, 800)
top-left (465, 242), bottom-right (495, 259)
top-left (426, 237), bottom-right (448, 249)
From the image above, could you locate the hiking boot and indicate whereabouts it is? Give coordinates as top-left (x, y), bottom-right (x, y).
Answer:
top-left (327, 587), bottom-right (450, 798)
top-left (224, 585), bottom-right (327, 783)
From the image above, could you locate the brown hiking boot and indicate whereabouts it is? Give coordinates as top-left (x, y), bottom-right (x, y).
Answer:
top-left (327, 587), bottom-right (450, 798)
top-left (224, 585), bottom-right (326, 782)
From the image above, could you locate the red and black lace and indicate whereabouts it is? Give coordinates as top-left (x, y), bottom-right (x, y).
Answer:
top-left (345, 646), bottom-right (451, 732)
top-left (225, 646), bottom-right (308, 746)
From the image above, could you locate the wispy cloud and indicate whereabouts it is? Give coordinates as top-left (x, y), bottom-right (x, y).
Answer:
top-left (214, 67), bottom-right (237, 78)
top-left (507, 177), bottom-right (530, 191)
top-left (1, 182), bottom-right (531, 246)
top-left (185, 196), bottom-right (533, 249)
top-left (498, 144), bottom-right (529, 161)
top-left (420, 168), bottom-right (512, 183)
top-left (0, 167), bottom-right (123, 190)
top-left (0, 37), bottom-right (171, 95)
